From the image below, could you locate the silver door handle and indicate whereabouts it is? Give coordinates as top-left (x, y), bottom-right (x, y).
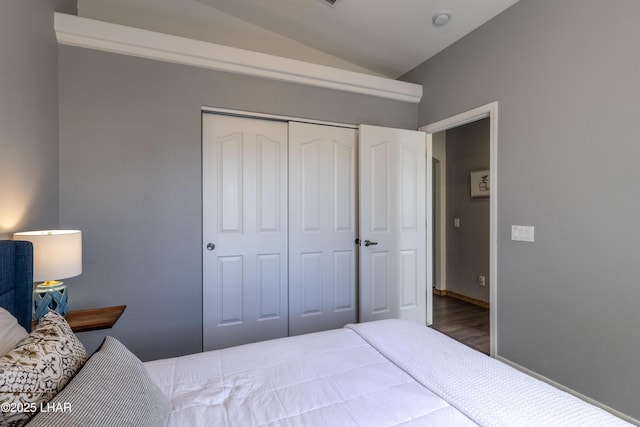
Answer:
top-left (364, 240), bottom-right (378, 247)
top-left (206, 243), bottom-right (216, 251)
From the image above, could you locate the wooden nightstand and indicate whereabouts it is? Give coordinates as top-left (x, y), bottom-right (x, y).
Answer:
top-left (65, 305), bottom-right (126, 332)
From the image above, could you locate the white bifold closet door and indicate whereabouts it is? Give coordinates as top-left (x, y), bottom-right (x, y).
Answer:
top-left (288, 122), bottom-right (358, 336)
top-left (202, 114), bottom-right (289, 351)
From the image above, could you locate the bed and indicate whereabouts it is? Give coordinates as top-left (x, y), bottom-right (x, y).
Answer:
top-left (0, 240), bottom-right (632, 427)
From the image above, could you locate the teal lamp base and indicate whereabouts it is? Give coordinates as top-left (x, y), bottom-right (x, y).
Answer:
top-left (33, 281), bottom-right (68, 320)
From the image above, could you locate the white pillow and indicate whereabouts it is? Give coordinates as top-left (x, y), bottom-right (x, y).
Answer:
top-left (0, 307), bottom-right (28, 356)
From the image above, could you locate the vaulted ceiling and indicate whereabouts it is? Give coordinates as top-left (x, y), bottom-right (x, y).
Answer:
top-left (78, 0), bottom-right (520, 78)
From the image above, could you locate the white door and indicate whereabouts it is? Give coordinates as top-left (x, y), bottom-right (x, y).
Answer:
top-left (288, 122), bottom-right (358, 335)
top-left (202, 114), bottom-right (288, 350)
top-left (359, 125), bottom-right (427, 325)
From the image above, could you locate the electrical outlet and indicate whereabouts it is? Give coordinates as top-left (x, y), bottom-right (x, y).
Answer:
top-left (478, 275), bottom-right (486, 286)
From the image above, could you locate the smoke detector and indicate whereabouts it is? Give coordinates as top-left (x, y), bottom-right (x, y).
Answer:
top-left (432, 11), bottom-right (451, 27)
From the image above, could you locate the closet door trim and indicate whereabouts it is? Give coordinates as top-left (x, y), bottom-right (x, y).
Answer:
top-left (202, 107), bottom-right (357, 130)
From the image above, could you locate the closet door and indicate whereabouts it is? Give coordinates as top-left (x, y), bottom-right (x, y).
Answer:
top-left (289, 122), bottom-right (358, 335)
top-left (359, 125), bottom-right (427, 325)
top-left (202, 114), bottom-right (288, 351)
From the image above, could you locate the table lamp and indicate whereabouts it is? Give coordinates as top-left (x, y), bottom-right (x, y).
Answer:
top-left (13, 230), bottom-right (82, 320)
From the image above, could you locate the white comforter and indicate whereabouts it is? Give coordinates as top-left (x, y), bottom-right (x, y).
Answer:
top-left (145, 320), bottom-right (630, 427)
top-left (347, 320), bottom-right (630, 427)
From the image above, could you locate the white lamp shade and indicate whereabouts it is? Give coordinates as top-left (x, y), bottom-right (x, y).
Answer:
top-left (13, 230), bottom-right (82, 282)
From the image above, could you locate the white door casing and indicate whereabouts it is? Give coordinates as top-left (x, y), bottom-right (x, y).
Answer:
top-left (359, 125), bottom-right (427, 325)
top-left (288, 122), bottom-right (358, 335)
top-left (202, 114), bottom-right (288, 351)
top-left (420, 101), bottom-right (498, 356)
top-left (426, 133), bottom-right (433, 326)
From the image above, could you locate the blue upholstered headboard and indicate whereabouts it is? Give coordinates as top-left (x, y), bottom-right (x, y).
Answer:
top-left (0, 240), bottom-right (33, 332)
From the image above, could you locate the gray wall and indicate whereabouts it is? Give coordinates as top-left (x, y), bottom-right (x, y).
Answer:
top-left (58, 45), bottom-right (417, 361)
top-left (402, 0), bottom-right (640, 419)
top-left (446, 119), bottom-right (490, 302)
top-left (0, 0), bottom-right (76, 239)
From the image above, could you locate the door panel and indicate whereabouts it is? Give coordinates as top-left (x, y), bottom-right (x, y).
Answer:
top-left (220, 135), bottom-right (243, 232)
top-left (289, 122), bottom-right (358, 336)
top-left (257, 137), bottom-right (281, 232)
top-left (219, 255), bottom-right (243, 324)
top-left (257, 253), bottom-right (281, 319)
top-left (371, 143), bottom-right (390, 231)
top-left (400, 249), bottom-right (418, 308)
top-left (203, 114), bottom-right (288, 350)
top-left (371, 251), bottom-right (391, 313)
top-left (359, 125), bottom-right (427, 324)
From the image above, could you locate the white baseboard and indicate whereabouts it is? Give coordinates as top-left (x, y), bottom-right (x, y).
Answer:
top-left (495, 356), bottom-right (638, 425)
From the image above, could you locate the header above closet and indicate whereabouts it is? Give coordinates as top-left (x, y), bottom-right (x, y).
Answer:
top-left (54, 13), bottom-right (423, 103)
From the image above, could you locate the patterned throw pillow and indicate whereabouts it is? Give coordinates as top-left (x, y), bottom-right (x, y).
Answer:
top-left (0, 310), bottom-right (87, 427)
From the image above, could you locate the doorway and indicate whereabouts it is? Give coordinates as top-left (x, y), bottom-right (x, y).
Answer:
top-left (421, 102), bottom-right (498, 356)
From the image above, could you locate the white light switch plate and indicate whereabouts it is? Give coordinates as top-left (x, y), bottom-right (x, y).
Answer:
top-left (511, 225), bottom-right (534, 242)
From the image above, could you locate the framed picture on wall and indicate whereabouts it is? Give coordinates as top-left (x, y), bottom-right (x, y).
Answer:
top-left (470, 169), bottom-right (490, 197)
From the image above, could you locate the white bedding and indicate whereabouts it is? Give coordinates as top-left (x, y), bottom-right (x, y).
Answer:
top-left (145, 320), bottom-right (630, 427)
top-left (347, 320), bottom-right (631, 427)
top-left (145, 325), bottom-right (475, 426)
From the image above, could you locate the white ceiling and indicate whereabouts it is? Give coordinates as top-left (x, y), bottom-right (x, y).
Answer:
top-left (78, 0), bottom-right (520, 78)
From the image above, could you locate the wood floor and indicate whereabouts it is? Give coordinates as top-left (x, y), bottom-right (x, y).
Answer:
top-left (431, 294), bottom-right (490, 355)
